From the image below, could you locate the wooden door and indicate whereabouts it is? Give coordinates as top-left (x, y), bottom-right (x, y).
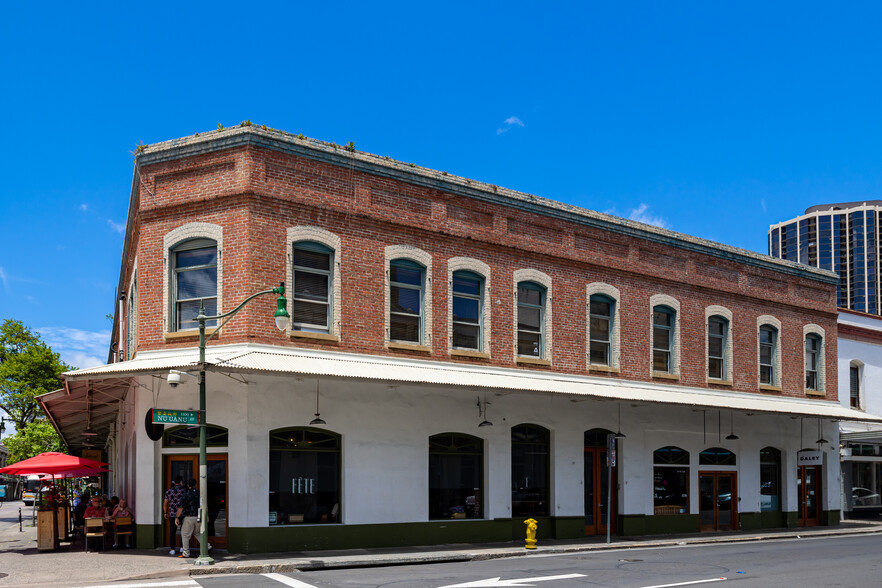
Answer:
top-left (164, 454), bottom-right (228, 549)
top-left (584, 447), bottom-right (616, 535)
top-left (798, 465), bottom-right (821, 527)
top-left (699, 472), bottom-right (737, 532)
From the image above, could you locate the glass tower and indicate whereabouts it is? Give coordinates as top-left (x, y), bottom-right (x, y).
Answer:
top-left (769, 201), bottom-right (882, 314)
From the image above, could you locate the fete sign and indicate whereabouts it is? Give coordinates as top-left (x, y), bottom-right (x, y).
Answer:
top-left (151, 408), bottom-right (199, 426)
top-left (798, 450), bottom-right (822, 466)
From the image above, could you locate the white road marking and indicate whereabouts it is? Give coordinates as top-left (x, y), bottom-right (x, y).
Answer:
top-left (261, 573), bottom-right (319, 587)
top-left (640, 578), bottom-right (727, 588)
top-left (439, 573), bottom-right (587, 587)
top-left (72, 581), bottom-right (199, 588)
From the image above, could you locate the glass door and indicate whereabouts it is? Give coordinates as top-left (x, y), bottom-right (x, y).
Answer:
top-left (584, 447), bottom-right (615, 535)
top-left (164, 454), bottom-right (228, 548)
top-left (699, 472), bottom-right (737, 532)
top-left (798, 465), bottom-right (821, 527)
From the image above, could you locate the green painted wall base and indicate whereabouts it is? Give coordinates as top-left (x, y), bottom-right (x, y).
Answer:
top-left (785, 511), bottom-right (799, 528)
top-left (821, 509), bottom-right (840, 526)
top-left (136, 524), bottom-right (162, 550)
top-left (740, 511), bottom-right (787, 530)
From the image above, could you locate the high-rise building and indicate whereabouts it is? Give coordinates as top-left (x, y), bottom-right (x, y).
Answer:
top-left (769, 201), bottom-right (882, 314)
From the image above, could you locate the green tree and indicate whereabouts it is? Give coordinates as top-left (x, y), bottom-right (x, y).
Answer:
top-left (0, 319), bottom-right (70, 431)
top-left (3, 419), bottom-right (65, 463)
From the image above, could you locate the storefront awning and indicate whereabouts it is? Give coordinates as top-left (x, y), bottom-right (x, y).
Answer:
top-left (37, 377), bottom-right (131, 453)
top-left (52, 343), bottom-right (882, 425)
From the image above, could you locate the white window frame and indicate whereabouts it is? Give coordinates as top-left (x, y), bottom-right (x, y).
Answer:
top-left (803, 323), bottom-right (826, 394)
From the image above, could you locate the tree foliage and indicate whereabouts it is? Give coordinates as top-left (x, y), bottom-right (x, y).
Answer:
top-left (3, 419), bottom-right (65, 464)
top-left (0, 319), bottom-right (70, 431)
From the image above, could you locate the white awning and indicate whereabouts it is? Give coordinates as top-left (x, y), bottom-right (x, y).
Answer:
top-left (57, 343), bottom-right (882, 423)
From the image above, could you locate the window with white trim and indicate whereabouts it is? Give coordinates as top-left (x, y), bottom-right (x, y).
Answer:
top-left (652, 306), bottom-right (676, 373)
top-left (291, 242), bottom-right (333, 333)
top-left (707, 315), bottom-right (728, 380)
top-left (127, 274), bottom-right (137, 359)
top-left (171, 238), bottom-right (218, 330)
top-left (390, 259), bottom-right (425, 343)
top-left (517, 282), bottom-right (545, 357)
top-left (759, 325), bottom-right (777, 386)
top-left (589, 294), bottom-right (614, 366)
top-left (805, 333), bottom-right (822, 390)
top-left (850, 362), bottom-right (861, 409)
top-left (452, 271), bottom-right (483, 350)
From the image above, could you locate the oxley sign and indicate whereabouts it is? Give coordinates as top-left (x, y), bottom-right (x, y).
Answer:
top-left (798, 450), bottom-right (822, 465)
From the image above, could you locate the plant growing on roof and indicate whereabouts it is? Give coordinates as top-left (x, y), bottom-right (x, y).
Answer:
top-left (240, 120), bottom-right (252, 127)
top-left (343, 141), bottom-right (355, 152)
top-left (217, 122), bottom-right (224, 131)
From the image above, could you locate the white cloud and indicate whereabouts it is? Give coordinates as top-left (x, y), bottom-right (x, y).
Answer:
top-left (35, 326), bottom-right (111, 370)
top-left (0, 266), bottom-right (7, 293)
top-left (627, 203), bottom-right (670, 229)
top-left (497, 115), bottom-right (525, 135)
top-left (760, 199), bottom-right (767, 213)
top-left (107, 219), bottom-right (126, 234)
top-left (80, 203), bottom-right (88, 212)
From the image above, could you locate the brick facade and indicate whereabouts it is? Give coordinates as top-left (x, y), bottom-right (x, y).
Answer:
top-left (118, 128), bottom-right (839, 402)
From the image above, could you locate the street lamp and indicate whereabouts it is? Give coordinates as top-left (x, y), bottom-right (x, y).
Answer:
top-left (175, 282), bottom-right (289, 566)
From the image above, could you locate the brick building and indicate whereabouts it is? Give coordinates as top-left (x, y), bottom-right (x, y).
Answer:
top-left (39, 126), bottom-right (881, 553)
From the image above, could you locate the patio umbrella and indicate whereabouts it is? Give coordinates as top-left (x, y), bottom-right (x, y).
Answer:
top-left (0, 452), bottom-right (109, 476)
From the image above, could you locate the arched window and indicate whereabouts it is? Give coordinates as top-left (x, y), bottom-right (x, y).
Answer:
top-left (269, 427), bottom-right (341, 525)
top-left (652, 306), bottom-right (676, 374)
top-left (699, 447), bottom-right (736, 466)
top-left (390, 259), bottom-right (425, 343)
top-left (171, 238), bottom-right (218, 330)
top-left (805, 333), bottom-right (822, 391)
top-left (517, 282), bottom-right (546, 358)
top-left (452, 271), bottom-right (484, 351)
top-left (291, 241), bottom-right (334, 333)
top-left (653, 446), bottom-right (689, 514)
top-left (707, 316), bottom-right (729, 381)
top-left (162, 424), bottom-right (228, 448)
top-left (511, 424), bottom-right (550, 516)
top-left (759, 325), bottom-right (778, 386)
top-left (429, 433), bottom-right (483, 519)
top-left (589, 294), bottom-right (614, 367)
top-left (760, 447), bottom-right (781, 512)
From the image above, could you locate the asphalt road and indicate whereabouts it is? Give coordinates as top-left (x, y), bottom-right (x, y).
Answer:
top-left (179, 533), bottom-right (882, 588)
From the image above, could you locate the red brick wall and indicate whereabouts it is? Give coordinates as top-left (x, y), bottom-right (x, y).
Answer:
top-left (123, 143), bottom-right (839, 401)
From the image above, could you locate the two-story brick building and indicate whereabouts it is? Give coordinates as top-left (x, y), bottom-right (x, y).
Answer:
top-left (38, 126), bottom-right (882, 553)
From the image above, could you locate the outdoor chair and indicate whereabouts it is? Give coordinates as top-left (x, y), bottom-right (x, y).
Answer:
top-left (114, 516), bottom-right (133, 549)
top-left (84, 518), bottom-right (106, 552)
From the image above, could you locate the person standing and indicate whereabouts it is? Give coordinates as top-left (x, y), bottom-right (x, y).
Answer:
top-left (175, 478), bottom-right (211, 558)
top-left (162, 476), bottom-right (184, 555)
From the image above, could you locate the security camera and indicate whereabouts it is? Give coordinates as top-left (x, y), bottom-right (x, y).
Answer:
top-left (168, 371), bottom-right (182, 388)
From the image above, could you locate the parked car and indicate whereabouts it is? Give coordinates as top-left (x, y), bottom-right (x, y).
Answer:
top-left (852, 486), bottom-right (881, 507)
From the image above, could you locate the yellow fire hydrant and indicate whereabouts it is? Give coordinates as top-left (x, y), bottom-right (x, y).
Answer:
top-left (524, 518), bottom-right (538, 549)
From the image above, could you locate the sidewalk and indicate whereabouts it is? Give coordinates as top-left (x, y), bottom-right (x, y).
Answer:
top-left (1, 512), bottom-right (881, 587)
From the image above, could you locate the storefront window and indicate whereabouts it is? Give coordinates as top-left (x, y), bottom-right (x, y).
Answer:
top-left (699, 447), bottom-right (736, 466)
top-left (429, 433), bottom-right (483, 519)
top-left (162, 425), bottom-right (228, 447)
top-left (653, 446), bottom-right (689, 514)
top-left (760, 447), bottom-right (781, 512)
top-left (269, 427), bottom-right (340, 525)
top-left (511, 424), bottom-right (550, 516)
top-left (844, 444), bottom-right (882, 513)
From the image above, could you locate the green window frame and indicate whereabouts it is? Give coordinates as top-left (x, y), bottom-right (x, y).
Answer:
top-left (390, 259), bottom-right (425, 343)
top-left (589, 294), bottom-right (614, 366)
top-left (805, 333), bottom-right (822, 390)
top-left (699, 447), bottom-right (736, 466)
top-left (707, 316), bottom-right (727, 380)
top-left (171, 238), bottom-right (218, 331)
top-left (292, 241), bottom-right (333, 333)
top-left (759, 325), bottom-right (777, 386)
top-left (452, 271), bottom-right (483, 350)
top-left (517, 282), bottom-right (545, 358)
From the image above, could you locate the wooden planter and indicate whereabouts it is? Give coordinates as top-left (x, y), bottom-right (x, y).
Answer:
top-left (37, 510), bottom-right (58, 551)
top-left (56, 506), bottom-right (69, 540)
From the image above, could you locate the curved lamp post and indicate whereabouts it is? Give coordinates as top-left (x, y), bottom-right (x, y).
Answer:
top-left (188, 282), bottom-right (289, 565)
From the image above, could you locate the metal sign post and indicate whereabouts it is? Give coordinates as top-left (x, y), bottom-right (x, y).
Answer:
top-left (606, 434), bottom-right (616, 544)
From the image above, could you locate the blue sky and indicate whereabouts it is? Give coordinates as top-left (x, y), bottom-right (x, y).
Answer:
top-left (2, 1), bottom-right (882, 371)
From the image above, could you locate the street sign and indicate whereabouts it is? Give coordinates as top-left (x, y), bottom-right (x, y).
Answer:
top-left (151, 408), bottom-right (199, 425)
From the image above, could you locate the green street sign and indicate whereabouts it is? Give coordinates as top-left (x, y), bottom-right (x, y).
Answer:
top-left (151, 408), bottom-right (200, 425)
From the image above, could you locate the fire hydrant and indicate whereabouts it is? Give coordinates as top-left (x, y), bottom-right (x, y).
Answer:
top-left (524, 518), bottom-right (538, 549)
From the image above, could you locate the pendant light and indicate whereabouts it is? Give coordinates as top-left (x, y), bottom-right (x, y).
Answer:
top-left (725, 412), bottom-right (739, 440)
top-left (614, 403), bottom-right (626, 438)
top-left (816, 418), bottom-right (828, 446)
top-left (478, 397), bottom-right (493, 427)
top-left (309, 380), bottom-right (326, 425)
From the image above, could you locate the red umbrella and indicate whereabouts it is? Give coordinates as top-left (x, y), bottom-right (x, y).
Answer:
top-left (0, 452), bottom-right (109, 476)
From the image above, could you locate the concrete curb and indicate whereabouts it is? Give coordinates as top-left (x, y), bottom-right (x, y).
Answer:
top-left (187, 524), bottom-right (882, 577)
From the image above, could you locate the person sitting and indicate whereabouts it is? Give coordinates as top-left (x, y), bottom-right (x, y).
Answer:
top-left (83, 496), bottom-right (106, 519)
top-left (111, 499), bottom-right (134, 549)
